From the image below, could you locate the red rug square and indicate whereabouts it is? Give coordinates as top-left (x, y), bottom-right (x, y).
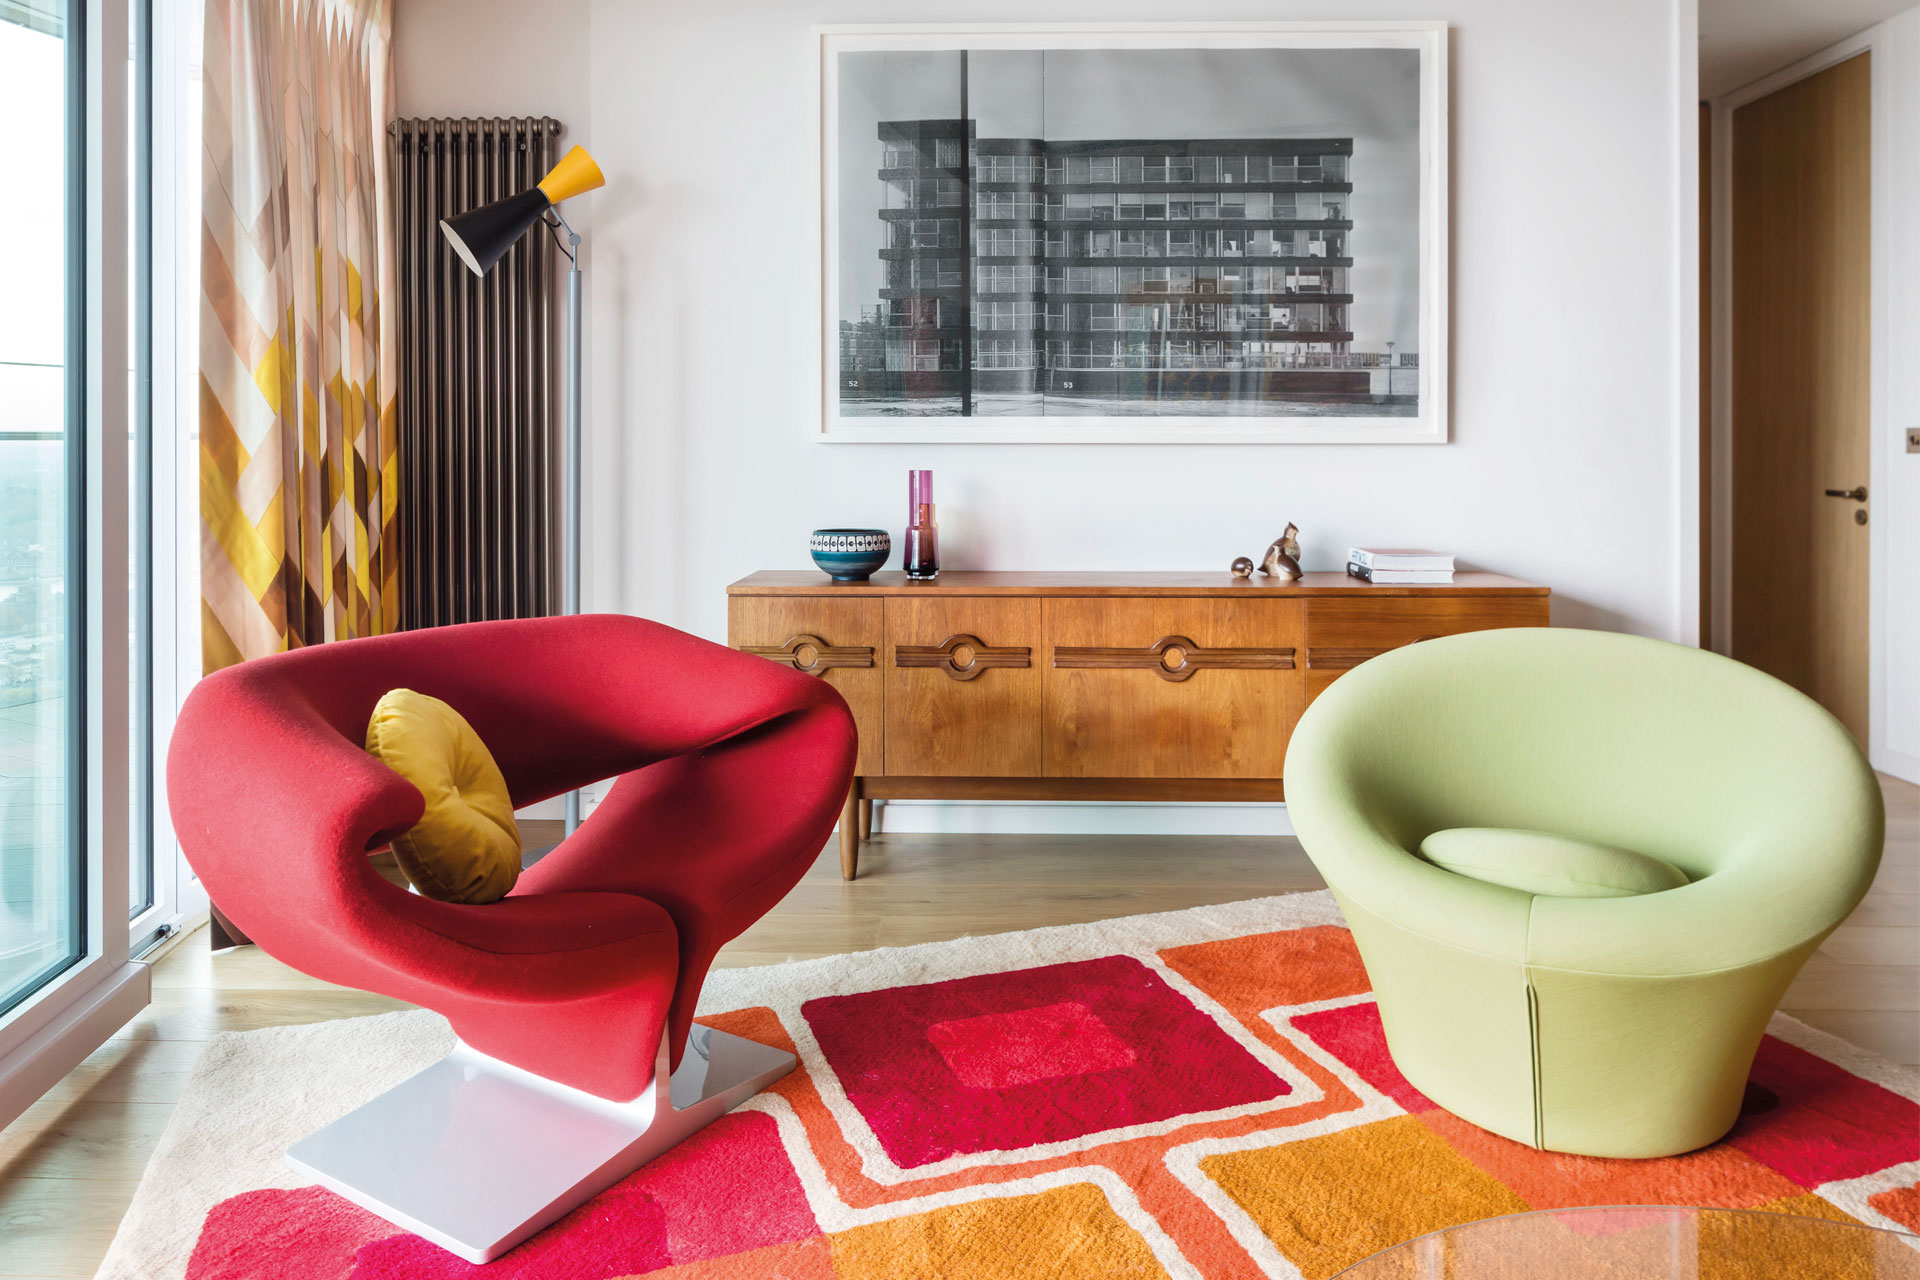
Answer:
top-left (1293, 1000), bottom-right (1435, 1112)
top-left (802, 956), bottom-right (1290, 1168)
top-left (1728, 1035), bottom-right (1920, 1187)
top-left (927, 1000), bottom-right (1136, 1089)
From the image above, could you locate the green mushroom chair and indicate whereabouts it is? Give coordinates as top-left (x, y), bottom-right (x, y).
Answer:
top-left (1283, 627), bottom-right (1884, 1158)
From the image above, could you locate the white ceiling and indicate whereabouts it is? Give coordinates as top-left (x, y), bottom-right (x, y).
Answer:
top-left (1700, 0), bottom-right (1913, 97)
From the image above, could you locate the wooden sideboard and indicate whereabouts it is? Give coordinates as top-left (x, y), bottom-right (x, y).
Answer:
top-left (727, 571), bottom-right (1550, 879)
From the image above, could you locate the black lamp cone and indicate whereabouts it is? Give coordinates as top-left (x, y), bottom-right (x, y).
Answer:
top-left (440, 187), bottom-right (553, 276)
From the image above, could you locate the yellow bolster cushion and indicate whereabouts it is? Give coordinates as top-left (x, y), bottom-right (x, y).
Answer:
top-left (365, 689), bottom-right (521, 904)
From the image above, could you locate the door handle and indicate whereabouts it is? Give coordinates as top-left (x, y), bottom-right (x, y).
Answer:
top-left (1823, 486), bottom-right (1868, 501)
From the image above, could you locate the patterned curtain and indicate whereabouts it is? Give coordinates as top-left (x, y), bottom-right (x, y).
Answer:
top-left (199, 0), bottom-right (397, 672)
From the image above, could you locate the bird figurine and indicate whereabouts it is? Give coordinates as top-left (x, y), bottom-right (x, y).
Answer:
top-left (1260, 524), bottom-right (1303, 581)
top-left (1229, 556), bottom-right (1254, 578)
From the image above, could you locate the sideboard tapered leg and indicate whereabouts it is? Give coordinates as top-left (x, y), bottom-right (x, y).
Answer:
top-left (839, 779), bottom-right (861, 881)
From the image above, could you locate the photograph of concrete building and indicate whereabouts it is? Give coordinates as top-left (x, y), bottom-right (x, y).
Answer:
top-left (826, 40), bottom-right (1439, 437)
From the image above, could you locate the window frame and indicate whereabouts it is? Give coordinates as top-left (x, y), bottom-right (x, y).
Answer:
top-left (0, 0), bottom-right (152, 1126)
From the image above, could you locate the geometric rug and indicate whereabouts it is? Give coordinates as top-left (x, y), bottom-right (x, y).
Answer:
top-left (96, 891), bottom-right (1920, 1279)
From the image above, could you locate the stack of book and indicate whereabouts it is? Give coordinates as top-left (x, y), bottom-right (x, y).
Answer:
top-left (1347, 547), bottom-right (1455, 584)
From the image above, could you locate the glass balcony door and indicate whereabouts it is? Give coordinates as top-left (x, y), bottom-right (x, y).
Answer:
top-left (0, 0), bottom-right (85, 1021)
top-left (0, 0), bottom-right (150, 1128)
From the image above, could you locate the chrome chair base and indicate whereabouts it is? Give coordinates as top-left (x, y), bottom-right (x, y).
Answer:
top-left (286, 1025), bottom-right (796, 1263)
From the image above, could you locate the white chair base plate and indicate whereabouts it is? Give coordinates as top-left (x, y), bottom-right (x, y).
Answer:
top-left (286, 1024), bottom-right (796, 1263)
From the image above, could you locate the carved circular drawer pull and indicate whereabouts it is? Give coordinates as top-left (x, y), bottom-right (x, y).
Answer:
top-left (738, 634), bottom-right (874, 675)
top-left (1053, 635), bottom-right (1295, 682)
top-left (895, 634), bottom-right (1032, 682)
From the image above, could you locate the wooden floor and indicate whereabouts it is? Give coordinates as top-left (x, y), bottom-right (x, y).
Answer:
top-left (1, 773), bottom-right (1912, 1278)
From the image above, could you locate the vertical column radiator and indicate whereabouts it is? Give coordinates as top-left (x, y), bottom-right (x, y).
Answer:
top-left (389, 116), bottom-right (562, 628)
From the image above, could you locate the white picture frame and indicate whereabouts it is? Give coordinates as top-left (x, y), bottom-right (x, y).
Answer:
top-left (815, 22), bottom-right (1449, 444)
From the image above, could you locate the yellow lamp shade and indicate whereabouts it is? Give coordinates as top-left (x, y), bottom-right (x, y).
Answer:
top-left (442, 144), bottom-right (606, 277)
top-left (537, 146), bottom-right (606, 205)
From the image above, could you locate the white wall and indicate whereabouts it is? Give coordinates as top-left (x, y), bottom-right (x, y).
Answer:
top-left (396, 0), bottom-right (1699, 647)
top-left (395, 0), bottom-right (591, 130)
top-left (1873, 7), bottom-right (1920, 780)
top-left (393, 1), bottom-right (1703, 821)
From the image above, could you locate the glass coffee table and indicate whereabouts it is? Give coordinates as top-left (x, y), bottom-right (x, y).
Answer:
top-left (1336, 1206), bottom-right (1920, 1278)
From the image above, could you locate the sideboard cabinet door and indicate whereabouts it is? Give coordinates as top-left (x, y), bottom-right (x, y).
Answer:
top-left (1043, 597), bottom-right (1304, 779)
top-left (729, 596), bottom-right (884, 776)
top-left (884, 597), bottom-right (1042, 776)
top-left (1303, 596), bottom-right (1550, 704)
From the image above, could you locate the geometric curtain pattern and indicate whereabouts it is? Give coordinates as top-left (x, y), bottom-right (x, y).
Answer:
top-left (199, 0), bottom-right (397, 672)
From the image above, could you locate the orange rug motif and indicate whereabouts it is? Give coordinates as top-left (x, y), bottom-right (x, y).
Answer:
top-left (97, 893), bottom-right (1920, 1279)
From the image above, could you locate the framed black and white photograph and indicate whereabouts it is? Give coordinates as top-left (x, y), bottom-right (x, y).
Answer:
top-left (816, 23), bottom-right (1448, 444)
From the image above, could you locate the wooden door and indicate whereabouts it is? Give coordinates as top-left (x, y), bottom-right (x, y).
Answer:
top-left (1731, 53), bottom-right (1872, 744)
top-left (729, 596), bottom-right (884, 776)
top-left (1043, 597), bottom-right (1303, 778)
top-left (884, 597), bottom-right (1042, 776)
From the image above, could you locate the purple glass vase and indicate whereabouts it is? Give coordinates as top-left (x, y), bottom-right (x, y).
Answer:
top-left (904, 470), bottom-right (939, 579)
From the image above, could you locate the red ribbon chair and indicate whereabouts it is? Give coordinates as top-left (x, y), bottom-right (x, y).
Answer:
top-left (167, 615), bottom-right (856, 1261)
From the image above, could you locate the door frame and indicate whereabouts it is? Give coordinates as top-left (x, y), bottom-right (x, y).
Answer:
top-left (1709, 24), bottom-right (1914, 781)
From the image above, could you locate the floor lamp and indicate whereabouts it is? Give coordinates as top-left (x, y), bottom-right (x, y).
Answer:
top-left (441, 144), bottom-right (603, 835)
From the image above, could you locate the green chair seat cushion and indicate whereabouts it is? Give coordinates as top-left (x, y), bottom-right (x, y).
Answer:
top-left (1417, 827), bottom-right (1690, 899)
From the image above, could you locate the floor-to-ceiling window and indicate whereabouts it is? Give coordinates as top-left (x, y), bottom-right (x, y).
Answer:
top-left (0, 0), bottom-right (85, 1019)
top-left (0, 0), bottom-right (160, 1132)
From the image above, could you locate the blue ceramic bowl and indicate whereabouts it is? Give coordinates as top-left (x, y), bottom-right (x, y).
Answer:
top-left (810, 528), bottom-right (891, 582)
